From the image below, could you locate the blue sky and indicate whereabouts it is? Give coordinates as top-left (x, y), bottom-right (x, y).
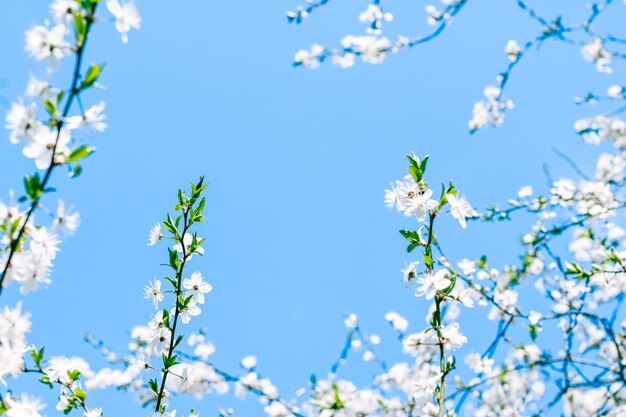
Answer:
top-left (1, 1), bottom-right (625, 415)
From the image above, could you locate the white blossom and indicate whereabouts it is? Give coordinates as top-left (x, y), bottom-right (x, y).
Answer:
top-left (144, 279), bottom-right (164, 309)
top-left (24, 24), bottom-right (70, 66)
top-left (241, 355), bottom-right (257, 369)
top-left (148, 223), bottom-right (162, 246)
top-left (505, 40), bottom-right (521, 62)
top-left (65, 101), bottom-right (107, 132)
top-left (294, 44), bottom-right (324, 69)
top-left (182, 272), bottom-right (212, 304)
top-left (106, 0), bottom-right (142, 43)
top-left (52, 200), bottom-right (80, 236)
top-left (344, 313), bottom-right (358, 328)
top-left (581, 37), bottom-right (612, 73)
top-left (50, 0), bottom-right (80, 25)
top-left (5, 100), bottom-right (39, 144)
top-left (4, 394), bottom-right (45, 417)
top-left (415, 269), bottom-right (451, 299)
top-left (173, 233), bottom-right (205, 260)
top-left (447, 193), bottom-right (478, 229)
top-left (22, 127), bottom-right (71, 169)
top-left (384, 312), bottom-right (409, 332)
top-left (608, 85), bottom-right (625, 100)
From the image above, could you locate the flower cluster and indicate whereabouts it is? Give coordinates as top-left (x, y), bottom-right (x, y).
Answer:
top-left (384, 154), bottom-right (477, 228)
top-left (0, 303), bottom-right (31, 385)
top-left (581, 37), bottom-right (613, 74)
top-left (468, 85), bottom-right (514, 133)
top-left (0, 197), bottom-right (79, 295)
top-left (1, 338), bottom-right (104, 417)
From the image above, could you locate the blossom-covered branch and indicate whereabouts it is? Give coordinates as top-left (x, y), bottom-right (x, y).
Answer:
top-left (289, 0), bottom-right (626, 133)
top-left (1, 0), bottom-right (141, 297)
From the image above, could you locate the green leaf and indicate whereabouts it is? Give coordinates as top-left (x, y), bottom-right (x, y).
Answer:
top-left (31, 346), bottom-right (45, 369)
top-left (419, 156), bottom-right (429, 176)
top-left (424, 245), bottom-right (433, 269)
top-left (176, 293), bottom-right (185, 308)
top-left (332, 383), bottom-right (345, 408)
top-left (193, 177), bottom-right (208, 199)
top-left (430, 309), bottom-right (440, 327)
top-left (24, 173), bottom-right (43, 201)
top-left (163, 214), bottom-right (177, 234)
top-left (73, 387), bottom-right (87, 401)
top-left (167, 248), bottom-right (179, 270)
top-left (437, 183), bottom-right (447, 210)
top-left (162, 354), bottom-right (179, 369)
top-left (69, 164), bottom-right (83, 178)
top-left (184, 293), bottom-right (194, 306)
top-left (148, 378), bottom-right (158, 394)
top-left (565, 262), bottom-right (590, 280)
top-left (44, 100), bottom-right (57, 117)
top-left (446, 355), bottom-right (456, 372)
top-left (407, 153), bottom-right (419, 168)
top-left (477, 255), bottom-right (487, 270)
top-left (446, 181), bottom-right (457, 195)
top-left (67, 369), bottom-right (81, 381)
top-left (407, 242), bottom-right (420, 253)
top-left (173, 334), bottom-right (184, 349)
top-left (10, 217), bottom-right (21, 235)
top-left (195, 176), bottom-right (206, 195)
top-left (408, 165), bottom-right (421, 183)
top-left (80, 63), bottom-right (105, 90)
top-left (39, 375), bottom-right (53, 389)
top-left (73, 13), bottom-right (86, 44)
top-left (190, 233), bottom-right (199, 253)
top-left (439, 274), bottom-right (457, 296)
top-left (66, 145), bottom-right (95, 163)
top-left (399, 229), bottom-right (419, 243)
top-left (407, 153), bottom-right (429, 183)
top-left (196, 197), bottom-right (206, 214)
top-left (165, 276), bottom-right (177, 287)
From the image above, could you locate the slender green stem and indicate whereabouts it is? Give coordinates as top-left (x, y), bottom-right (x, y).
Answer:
top-left (425, 212), bottom-right (446, 417)
top-left (425, 212), bottom-right (436, 270)
top-left (435, 296), bottom-right (446, 417)
top-left (154, 211), bottom-right (190, 412)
